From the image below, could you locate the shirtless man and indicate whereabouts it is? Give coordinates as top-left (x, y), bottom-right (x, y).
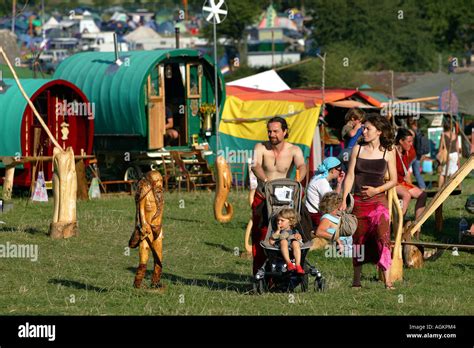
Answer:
top-left (250, 117), bottom-right (306, 275)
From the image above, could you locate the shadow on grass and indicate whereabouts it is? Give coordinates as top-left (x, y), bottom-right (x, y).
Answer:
top-left (0, 226), bottom-right (46, 235)
top-left (167, 216), bottom-right (206, 223)
top-left (452, 263), bottom-right (474, 271)
top-left (204, 242), bottom-right (234, 253)
top-left (126, 267), bottom-right (252, 292)
top-left (48, 279), bottom-right (109, 293)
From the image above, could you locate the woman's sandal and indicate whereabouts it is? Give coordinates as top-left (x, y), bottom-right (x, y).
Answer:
top-left (351, 283), bottom-right (362, 289)
top-left (385, 284), bottom-right (396, 290)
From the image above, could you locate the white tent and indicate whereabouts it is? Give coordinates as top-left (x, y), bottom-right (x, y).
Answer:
top-left (43, 17), bottom-right (59, 31)
top-left (124, 26), bottom-right (161, 42)
top-left (124, 26), bottom-right (168, 50)
top-left (226, 69), bottom-right (290, 92)
top-left (79, 15), bottom-right (100, 34)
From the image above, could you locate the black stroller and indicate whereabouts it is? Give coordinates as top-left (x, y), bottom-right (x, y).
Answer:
top-left (254, 178), bottom-right (326, 293)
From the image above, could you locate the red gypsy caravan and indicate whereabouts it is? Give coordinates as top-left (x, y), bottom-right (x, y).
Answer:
top-left (0, 79), bottom-right (94, 187)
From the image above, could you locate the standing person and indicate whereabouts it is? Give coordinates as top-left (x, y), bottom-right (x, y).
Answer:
top-left (394, 128), bottom-right (427, 233)
top-left (340, 114), bottom-right (398, 289)
top-left (251, 117), bottom-right (307, 275)
top-left (305, 156), bottom-right (345, 228)
top-left (438, 121), bottom-right (461, 188)
top-left (408, 118), bottom-right (428, 189)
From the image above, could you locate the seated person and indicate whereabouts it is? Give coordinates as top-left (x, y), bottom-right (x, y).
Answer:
top-left (269, 208), bottom-right (305, 275)
top-left (394, 128), bottom-right (427, 238)
top-left (313, 192), bottom-right (352, 256)
top-left (165, 106), bottom-right (179, 146)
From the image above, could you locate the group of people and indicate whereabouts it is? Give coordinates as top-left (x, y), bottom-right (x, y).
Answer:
top-left (250, 111), bottom-right (459, 289)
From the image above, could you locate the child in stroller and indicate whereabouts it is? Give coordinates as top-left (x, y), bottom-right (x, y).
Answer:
top-left (255, 179), bottom-right (325, 293)
top-left (269, 208), bottom-right (305, 274)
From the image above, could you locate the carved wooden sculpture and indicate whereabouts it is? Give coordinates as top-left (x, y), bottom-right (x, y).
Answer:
top-left (389, 187), bottom-right (404, 281)
top-left (214, 156), bottom-right (233, 223)
top-left (243, 188), bottom-right (255, 255)
top-left (129, 171), bottom-right (164, 289)
top-left (49, 147), bottom-right (78, 239)
top-left (2, 166), bottom-right (15, 200)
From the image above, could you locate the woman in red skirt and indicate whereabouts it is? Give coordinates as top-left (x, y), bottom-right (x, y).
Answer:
top-left (340, 114), bottom-right (398, 289)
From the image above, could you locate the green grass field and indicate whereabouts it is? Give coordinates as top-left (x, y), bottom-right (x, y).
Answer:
top-left (0, 64), bottom-right (51, 79)
top-left (0, 180), bottom-right (473, 316)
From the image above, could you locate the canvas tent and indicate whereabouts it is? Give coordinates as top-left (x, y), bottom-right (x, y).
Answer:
top-left (227, 70), bottom-right (290, 92)
top-left (396, 72), bottom-right (474, 116)
top-left (43, 17), bottom-right (60, 31)
top-left (79, 12), bottom-right (100, 34)
top-left (258, 4), bottom-right (298, 30)
top-left (124, 26), bottom-right (163, 50)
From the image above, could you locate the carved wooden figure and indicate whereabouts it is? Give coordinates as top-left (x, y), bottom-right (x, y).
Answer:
top-left (49, 147), bottom-right (78, 239)
top-left (214, 156), bottom-right (233, 223)
top-left (129, 171), bottom-right (164, 289)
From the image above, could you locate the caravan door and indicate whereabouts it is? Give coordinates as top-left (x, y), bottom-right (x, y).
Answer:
top-left (185, 62), bottom-right (203, 145)
top-left (147, 64), bottom-right (166, 149)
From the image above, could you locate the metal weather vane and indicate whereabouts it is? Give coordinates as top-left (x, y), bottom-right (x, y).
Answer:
top-left (202, 0), bottom-right (227, 156)
top-left (203, 0), bottom-right (228, 24)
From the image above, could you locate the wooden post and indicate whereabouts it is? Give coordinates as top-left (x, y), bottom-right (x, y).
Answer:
top-left (390, 188), bottom-right (404, 282)
top-left (3, 166), bottom-right (15, 200)
top-left (49, 147), bottom-right (78, 239)
top-left (75, 160), bottom-right (89, 201)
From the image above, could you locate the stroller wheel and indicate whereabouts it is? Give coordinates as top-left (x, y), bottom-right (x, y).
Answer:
top-left (254, 278), bottom-right (266, 294)
top-left (315, 277), bottom-right (326, 292)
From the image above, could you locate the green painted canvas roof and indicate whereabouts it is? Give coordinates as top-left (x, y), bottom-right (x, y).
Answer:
top-left (396, 72), bottom-right (474, 115)
top-left (0, 78), bottom-right (52, 158)
top-left (54, 49), bottom-right (224, 137)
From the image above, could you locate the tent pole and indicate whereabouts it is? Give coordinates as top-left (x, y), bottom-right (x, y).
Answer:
top-left (11, 0), bottom-right (16, 33)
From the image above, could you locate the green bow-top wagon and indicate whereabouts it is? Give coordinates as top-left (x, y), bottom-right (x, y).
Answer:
top-left (54, 49), bottom-right (226, 186)
top-left (0, 78), bottom-right (94, 188)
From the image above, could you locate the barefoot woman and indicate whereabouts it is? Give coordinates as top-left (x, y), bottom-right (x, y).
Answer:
top-left (340, 114), bottom-right (398, 289)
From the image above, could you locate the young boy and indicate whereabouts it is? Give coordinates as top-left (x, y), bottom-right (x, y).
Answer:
top-left (269, 208), bottom-right (305, 274)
